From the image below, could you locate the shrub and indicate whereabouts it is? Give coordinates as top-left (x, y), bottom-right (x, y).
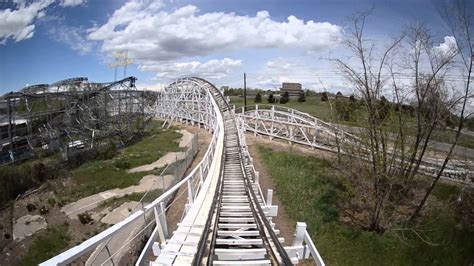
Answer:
top-left (47, 198), bottom-right (56, 206)
top-left (297, 91), bottom-right (306, 102)
top-left (113, 159), bottom-right (131, 170)
top-left (268, 93), bottom-right (275, 104)
top-left (280, 91), bottom-right (290, 104)
top-left (349, 94), bottom-right (356, 103)
top-left (78, 212), bottom-right (93, 224)
top-left (254, 93), bottom-right (262, 103)
top-left (26, 203), bottom-right (37, 212)
top-left (377, 96), bottom-right (390, 122)
top-left (39, 206), bottom-right (49, 215)
top-left (335, 99), bottom-right (351, 121)
top-left (321, 92), bottom-right (329, 102)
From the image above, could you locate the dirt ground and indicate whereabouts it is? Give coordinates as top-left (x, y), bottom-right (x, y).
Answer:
top-left (0, 186), bottom-right (105, 265)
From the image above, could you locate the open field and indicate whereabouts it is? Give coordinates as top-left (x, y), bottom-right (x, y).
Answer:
top-left (256, 145), bottom-right (474, 265)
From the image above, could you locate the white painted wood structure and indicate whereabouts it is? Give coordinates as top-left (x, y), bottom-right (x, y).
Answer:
top-left (237, 105), bottom-right (473, 185)
top-left (41, 78), bottom-right (325, 265)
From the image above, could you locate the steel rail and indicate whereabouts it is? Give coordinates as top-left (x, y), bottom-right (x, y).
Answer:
top-left (193, 79), bottom-right (292, 265)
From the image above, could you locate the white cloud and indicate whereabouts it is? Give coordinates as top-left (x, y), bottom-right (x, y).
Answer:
top-left (48, 23), bottom-right (94, 55)
top-left (141, 58), bottom-right (242, 79)
top-left (0, 0), bottom-right (53, 43)
top-left (88, 1), bottom-right (342, 62)
top-left (60, 0), bottom-right (86, 7)
top-left (433, 36), bottom-right (458, 58)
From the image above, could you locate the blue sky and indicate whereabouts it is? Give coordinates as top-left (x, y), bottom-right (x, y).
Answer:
top-left (0, 0), bottom-right (457, 93)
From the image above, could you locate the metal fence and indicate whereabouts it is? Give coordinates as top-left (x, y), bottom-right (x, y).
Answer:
top-left (84, 133), bottom-right (200, 266)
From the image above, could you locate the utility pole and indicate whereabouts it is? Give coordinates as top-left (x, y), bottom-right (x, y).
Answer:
top-left (244, 73), bottom-right (247, 111)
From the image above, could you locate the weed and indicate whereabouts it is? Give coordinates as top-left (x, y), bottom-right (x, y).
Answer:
top-left (39, 206), bottom-right (49, 215)
top-left (77, 212), bottom-right (93, 224)
top-left (26, 203), bottom-right (36, 212)
top-left (47, 198), bottom-right (56, 206)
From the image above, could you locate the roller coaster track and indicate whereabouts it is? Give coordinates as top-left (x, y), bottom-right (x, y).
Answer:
top-left (41, 77), bottom-right (323, 265)
top-left (195, 82), bottom-right (292, 264)
top-left (237, 105), bottom-right (473, 185)
top-left (1, 77), bottom-right (146, 165)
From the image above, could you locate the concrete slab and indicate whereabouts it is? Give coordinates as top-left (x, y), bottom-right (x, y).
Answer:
top-left (101, 202), bottom-right (139, 225)
top-left (13, 214), bottom-right (47, 240)
top-left (127, 152), bottom-right (186, 173)
top-left (178, 129), bottom-right (194, 148)
top-left (62, 174), bottom-right (175, 219)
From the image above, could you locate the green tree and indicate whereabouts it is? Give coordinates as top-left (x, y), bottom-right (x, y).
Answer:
top-left (335, 98), bottom-right (350, 121)
top-left (298, 91), bottom-right (306, 102)
top-left (321, 92), bottom-right (329, 102)
top-left (280, 91), bottom-right (290, 104)
top-left (268, 93), bottom-right (275, 104)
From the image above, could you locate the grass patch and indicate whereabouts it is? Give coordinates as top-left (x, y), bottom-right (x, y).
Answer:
top-left (257, 145), bottom-right (474, 265)
top-left (116, 121), bottom-right (182, 168)
top-left (19, 225), bottom-right (71, 266)
top-left (432, 182), bottom-right (460, 202)
top-left (61, 161), bottom-right (154, 202)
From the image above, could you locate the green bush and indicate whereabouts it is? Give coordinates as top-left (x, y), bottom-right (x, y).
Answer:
top-left (280, 91), bottom-right (290, 104)
top-left (298, 91), bottom-right (306, 102)
top-left (321, 92), bottom-right (329, 102)
top-left (267, 93), bottom-right (275, 104)
top-left (47, 198), bottom-right (56, 206)
top-left (113, 159), bottom-right (131, 170)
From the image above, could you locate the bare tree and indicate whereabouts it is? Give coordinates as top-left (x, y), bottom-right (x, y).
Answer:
top-left (334, 9), bottom-right (461, 231)
top-left (334, 9), bottom-right (405, 231)
top-left (398, 23), bottom-right (458, 185)
top-left (409, 0), bottom-right (473, 221)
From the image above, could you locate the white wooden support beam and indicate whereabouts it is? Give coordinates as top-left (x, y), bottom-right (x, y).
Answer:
top-left (152, 242), bottom-right (161, 257)
top-left (293, 222), bottom-right (306, 246)
top-left (199, 166), bottom-right (204, 186)
top-left (266, 189), bottom-right (273, 206)
top-left (159, 201), bottom-right (168, 238)
top-left (154, 206), bottom-right (166, 245)
top-left (187, 179), bottom-right (194, 204)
